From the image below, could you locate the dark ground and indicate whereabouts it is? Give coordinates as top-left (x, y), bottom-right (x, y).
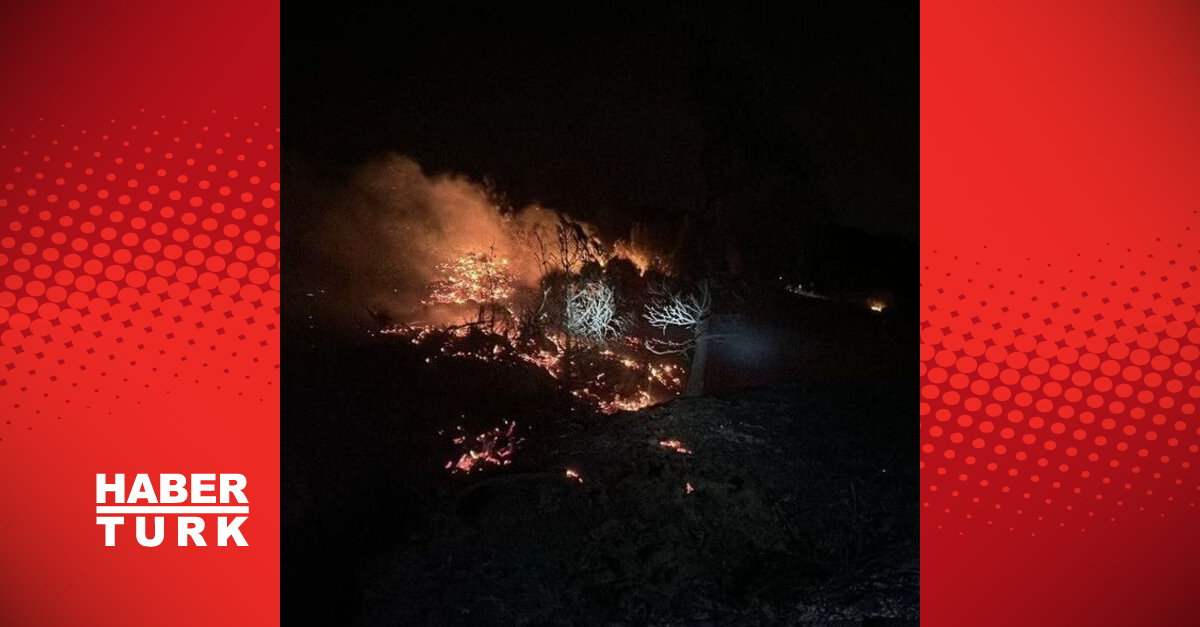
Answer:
top-left (281, 293), bottom-right (916, 626)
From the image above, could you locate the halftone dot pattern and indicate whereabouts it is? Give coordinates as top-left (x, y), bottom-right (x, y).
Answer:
top-left (0, 110), bottom-right (280, 440)
top-left (921, 230), bottom-right (1200, 535)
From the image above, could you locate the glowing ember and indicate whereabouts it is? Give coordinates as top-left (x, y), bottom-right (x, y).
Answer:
top-left (389, 322), bottom-right (682, 414)
top-left (597, 390), bottom-right (653, 414)
top-left (383, 279), bottom-right (686, 416)
top-left (868, 299), bottom-right (887, 312)
top-left (424, 251), bottom-right (516, 306)
top-left (647, 363), bottom-right (683, 390)
top-left (518, 349), bottom-right (563, 378)
top-left (447, 421), bottom-right (522, 474)
top-left (659, 439), bottom-right (693, 455)
top-left (565, 468), bottom-right (583, 483)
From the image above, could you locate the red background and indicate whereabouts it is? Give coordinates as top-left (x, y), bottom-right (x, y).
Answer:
top-left (0, 2), bottom-right (279, 625)
top-left (924, 0), bottom-right (1200, 624)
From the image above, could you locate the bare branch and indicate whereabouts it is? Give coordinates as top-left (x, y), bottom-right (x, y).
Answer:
top-left (564, 280), bottom-right (622, 343)
top-left (644, 281), bottom-right (711, 332)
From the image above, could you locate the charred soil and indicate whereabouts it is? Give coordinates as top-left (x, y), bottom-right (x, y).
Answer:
top-left (283, 302), bottom-right (916, 626)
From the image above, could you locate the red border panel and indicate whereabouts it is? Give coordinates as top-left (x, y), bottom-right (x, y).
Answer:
top-left (0, 2), bottom-right (279, 625)
top-left (924, 1), bottom-right (1200, 624)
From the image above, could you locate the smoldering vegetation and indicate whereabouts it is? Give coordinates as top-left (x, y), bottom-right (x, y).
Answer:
top-left (282, 155), bottom-right (917, 626)
top-left (287, 155), bottom-right (673, 331)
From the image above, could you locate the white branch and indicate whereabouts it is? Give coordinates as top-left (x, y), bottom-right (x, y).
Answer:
top-left (564, 280), bottom-right (621, 343)
top-left (644, 281), bottom-right (711, 332)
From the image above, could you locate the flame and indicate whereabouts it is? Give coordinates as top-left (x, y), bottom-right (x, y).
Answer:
top-left (610, 239), bottom-right (657, 276)
top-left (565, 468), bottom-right (583, 483)
top-left (868, 299), bottom-right (887, 312)
top-left (378, 241), bottom-right (688, 416)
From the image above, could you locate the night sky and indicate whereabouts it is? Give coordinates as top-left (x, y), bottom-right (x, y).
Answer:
top-left (286, 3), bottom-right (916, 243)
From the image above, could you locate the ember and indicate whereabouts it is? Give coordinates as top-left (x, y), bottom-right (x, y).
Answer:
top-left (447, 421), bottom-right (523, 474)
top-left (424, 251), bottom-right (516, 307)
top-left (382, 306), bottom-right (685, 416)
top-left (359, 172), bottom-right (695, 416)
top-left (659, 439), bottom-right (693, 455)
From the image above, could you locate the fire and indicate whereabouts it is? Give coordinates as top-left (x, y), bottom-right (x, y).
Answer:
top-left (659, 439), bottom-right (693, 455)
top-left (377, 234), bottom-right (689, 417)
top-left (647, 363), bottom-right (683, 390)
top-left (868, 299), bottom-right (887, 312)
top-left (568, 350), bottom-right (684, 414)
top-left (518, 349), bottom-right (563, 378)
top-left (446, 421), bottom-right (523, 474)
top-left (424, 251), bottom-right (516, 306)
top-left (573, 387), bottom-right (655, 414)
top-left (610, 239), bottom-right (661, 276)
top-left (601, 390), bottom-right (653, 414)
top-left (565, 468), bottom-right (583, 483)
top-left (386, 320), bottom-right (684, 416)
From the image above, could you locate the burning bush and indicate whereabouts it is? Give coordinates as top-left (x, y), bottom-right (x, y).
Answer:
top-left (355, 163), bottom-right (702, 426)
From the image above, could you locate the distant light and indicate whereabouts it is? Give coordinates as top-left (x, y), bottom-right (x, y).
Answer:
top-left (869, 299), bottom-right (887, 313)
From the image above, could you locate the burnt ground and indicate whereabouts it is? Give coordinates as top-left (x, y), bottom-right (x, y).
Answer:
top-left (282, 296), bottom-right (916, 626)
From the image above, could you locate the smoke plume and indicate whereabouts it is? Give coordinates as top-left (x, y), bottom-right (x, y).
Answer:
top-left (300, 155), bottom-right (620, 327)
